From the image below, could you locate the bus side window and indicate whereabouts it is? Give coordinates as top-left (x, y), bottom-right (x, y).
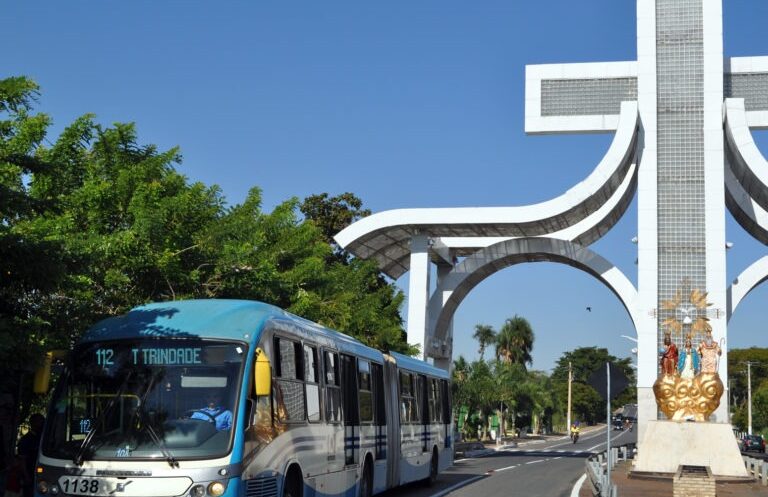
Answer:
top-left (429, 378), bottom-right (442, 424)
top-left (417, 375), bottom-right (428, 425)
top-left (304, 344), bottom-right (321, 422)
top-left (399, 371), bottom-right (416, 424)
top-left (323, 350), bottom-right (342, 423)
top-left (358, 360), bottom-right (373, 423)
top-left (273, 337), bottom-right (305, 422)
top-left (341, 354), bottom-right (359, 426)
top-left (441, 379), bottom-right (451, 425)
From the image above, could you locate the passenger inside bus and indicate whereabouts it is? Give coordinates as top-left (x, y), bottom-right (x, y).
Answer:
top-left (190, 391), bottom-right (233, 431)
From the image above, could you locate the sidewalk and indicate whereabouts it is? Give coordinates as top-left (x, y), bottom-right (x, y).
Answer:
top-left (578, 460), bottom-right (768, 496)
top-left (456, 424), bottom-right (606, 457)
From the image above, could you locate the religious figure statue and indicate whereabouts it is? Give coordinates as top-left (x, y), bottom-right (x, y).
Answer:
top-left (677, 336), bottom-right (700, 379)
top-left (698, 329), bottom-right (722, 374)
top-left (659, 333), bottom-right (679, 375)
top-left (653, 282), bottom-right (724, 421)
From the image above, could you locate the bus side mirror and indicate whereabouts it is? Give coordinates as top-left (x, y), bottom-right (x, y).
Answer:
top-left (254, 348), bottom-right (271, 397)
top-left (33, 350), bottom-right (67, 394)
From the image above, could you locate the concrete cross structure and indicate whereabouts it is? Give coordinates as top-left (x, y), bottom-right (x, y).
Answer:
top-left (335, 0), bottom-right (768, 441)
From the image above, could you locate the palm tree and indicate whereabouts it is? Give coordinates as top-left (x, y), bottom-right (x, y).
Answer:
top-left (472, 324), bottom-right (496, 359)
top-left (495, 315), bottom-right (534, 367)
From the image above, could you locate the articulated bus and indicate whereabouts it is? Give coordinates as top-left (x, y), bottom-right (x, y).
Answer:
top-left (36, 300), bottom-right (452, 497)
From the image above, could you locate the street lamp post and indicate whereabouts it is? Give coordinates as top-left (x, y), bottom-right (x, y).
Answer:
top-left (747, 361), bottom-right (753, 436)
top-left (567, 361), bottom-right (572, 434)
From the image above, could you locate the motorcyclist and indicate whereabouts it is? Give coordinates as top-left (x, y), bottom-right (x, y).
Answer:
top-left (570, 422), bottom-right (580, 443)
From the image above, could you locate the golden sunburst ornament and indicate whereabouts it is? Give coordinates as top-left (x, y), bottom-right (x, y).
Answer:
top-left (660, 279), bottom-right (712, 337)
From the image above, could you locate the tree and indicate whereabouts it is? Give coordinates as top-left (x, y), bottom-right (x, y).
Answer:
top-left (493, 360), bottom-right (526, 435)
top-left (495, 315), bottom-right (534, 367)
top-left (298, 192), bottom-right (412, 353)
top-left (551, 347), bottom-right (636, 424)
top-left (728, 348), bottom-right (768, 432)
top-left (728, 348), bottom-right (768, 406)
top-left (472, 324), bottom-right (496, 359)
top-left (751, 381), bottom-right (768, 433)
top-left (0, 76), bottom-right (69, 465)
top-left (300, 192), bottom-right (371, 250)
top-left (2, 76), bottom-right (419, 460)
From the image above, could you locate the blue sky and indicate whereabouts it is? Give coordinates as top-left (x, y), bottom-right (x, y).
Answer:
top-left (4, 1), bottom-right (768, 371)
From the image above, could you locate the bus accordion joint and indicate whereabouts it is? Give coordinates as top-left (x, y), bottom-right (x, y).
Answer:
top-left (254, 347), bottom-right (271, 397)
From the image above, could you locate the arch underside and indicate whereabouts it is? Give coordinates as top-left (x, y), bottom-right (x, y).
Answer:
top-left (424, 237), bottom-right (638, 359)
top-left (334, 102), bottom-right (640, 279)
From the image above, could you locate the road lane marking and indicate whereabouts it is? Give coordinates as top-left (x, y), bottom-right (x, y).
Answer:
top-left (586, 428), bottom-right (632, 451)
top-left (570, 473), bottom-right (587, 497)
top-left (494, 464), bottom-right (519, 472)
top-left (525, 459), bottom-right (545, 465)
top-left (426, 475), bottom-right (484, 497)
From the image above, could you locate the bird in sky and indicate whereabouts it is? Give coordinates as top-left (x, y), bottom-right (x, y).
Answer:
top-left (586, 307), bottom-right (592, 312)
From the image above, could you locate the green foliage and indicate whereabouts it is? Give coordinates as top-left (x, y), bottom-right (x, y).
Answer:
top-left (1, 76), bottom-right (416, 439)
top-left (0, 76), bottom-right (64, 372)
top-left (298, 192), bottom-right (412, 354)
top-left (728, 348), bottom-right (768, 432)
top-left (551, 347), bottom-right (636, 424)
top-left (300, 192), bottom-right (370, 248)
top-left (0, 75), bottom-right (422, 465)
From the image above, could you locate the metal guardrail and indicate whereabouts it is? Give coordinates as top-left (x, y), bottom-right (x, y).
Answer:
top-left (585, 444), bottom-right (635, 497)
top-left (743, 455), bottom-right (768, 486)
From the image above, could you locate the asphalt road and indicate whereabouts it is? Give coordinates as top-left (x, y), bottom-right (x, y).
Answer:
top-left (381, 427), bottom-right (638, 497)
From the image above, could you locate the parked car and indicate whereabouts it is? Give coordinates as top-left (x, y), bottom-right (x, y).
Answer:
top-left (741, 434), bottom-right (766, 453)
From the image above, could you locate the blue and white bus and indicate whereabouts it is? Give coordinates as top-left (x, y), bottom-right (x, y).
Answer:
top-left (36, 300), bottom-right (452, 497)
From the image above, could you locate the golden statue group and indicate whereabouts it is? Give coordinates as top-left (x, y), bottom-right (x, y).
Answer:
top-left (653, 328), bottom-right (724, 421)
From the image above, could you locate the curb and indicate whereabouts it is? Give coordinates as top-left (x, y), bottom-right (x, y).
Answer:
top-left (464, 448), bottom-right (496, 458)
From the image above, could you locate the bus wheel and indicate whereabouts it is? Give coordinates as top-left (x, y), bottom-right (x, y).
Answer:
top-left (426, 449), bottom-right (438, 487)
top-left (283, 467), bottom-right (303, 497)
top-left (359, 460), bottom-right (373, 497)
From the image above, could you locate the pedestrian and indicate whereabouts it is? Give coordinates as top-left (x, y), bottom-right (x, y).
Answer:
top-left (16, 414), bottom-right (44, 497)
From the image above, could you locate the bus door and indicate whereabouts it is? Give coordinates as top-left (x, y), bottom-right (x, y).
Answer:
top-left (322, 350), bottom-right (344, 473)
top-left (441, 379), bottom-right (452, 453)
top-left (340, 354), bottom-right (359, 468)
top-left (419, 374), bottom-right (429, 453)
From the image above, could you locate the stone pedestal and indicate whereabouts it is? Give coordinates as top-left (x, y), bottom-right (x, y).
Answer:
top-left (632, 420), bottom-right (748, 477)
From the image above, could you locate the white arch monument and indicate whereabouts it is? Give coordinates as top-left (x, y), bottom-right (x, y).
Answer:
top-left (335, 0), bottom-right (768, 465)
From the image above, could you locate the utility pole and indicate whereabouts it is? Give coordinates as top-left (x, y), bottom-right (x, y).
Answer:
top-left (606, 362), bottom-right (612, 495)
top-left (567, 361), bottom-right (572, 433)
top-left (748, 361), bottom-right (753, 435)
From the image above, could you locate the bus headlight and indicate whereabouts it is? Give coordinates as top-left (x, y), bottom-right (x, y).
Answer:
top-left (207, 481), bottom-right (226, 497)
top-left (50, 485), bottom-right (60, 495)
top-left (37, 480), bottom-right (49, 494)
top-left (190, 484), bottom-right (206, 497)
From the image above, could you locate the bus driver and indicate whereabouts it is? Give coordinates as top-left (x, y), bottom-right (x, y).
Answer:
top-left (191, 391), bottom-right (233, 431)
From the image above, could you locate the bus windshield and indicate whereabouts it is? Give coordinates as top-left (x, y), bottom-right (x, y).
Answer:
top-left (42, 339), bottom-right (246, 462)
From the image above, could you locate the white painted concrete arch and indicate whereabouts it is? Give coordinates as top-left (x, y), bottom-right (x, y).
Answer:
top-left (425, 238), bottom-right (638, 351)
top-left (728, 256), bottom-right (768, 322)
top-left (724, 98), bottom-right (768, 244)
top-left (334, 102), bottom-right (639, 279)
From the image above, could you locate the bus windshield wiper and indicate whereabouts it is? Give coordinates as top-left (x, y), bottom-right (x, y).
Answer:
top-left (136, 370), bottom-right (178, 468)
top-left (74, 371), bottom-right (134, 466)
